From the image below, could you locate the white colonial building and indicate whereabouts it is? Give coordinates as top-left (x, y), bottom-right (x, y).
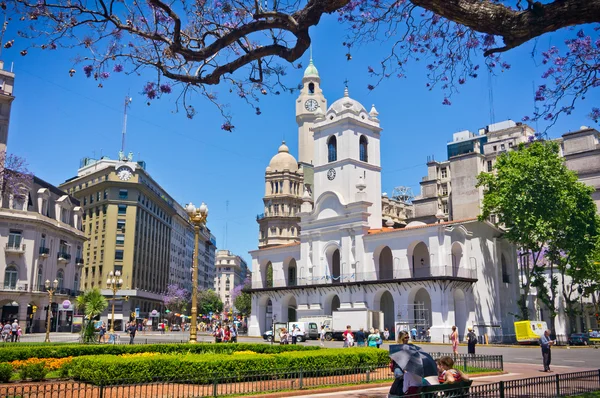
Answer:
top-left (248, 61), bottom-right (521, 342)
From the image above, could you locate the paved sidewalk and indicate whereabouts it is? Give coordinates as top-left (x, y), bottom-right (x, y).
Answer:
top-left (290, 363), bottom-right (594, 398)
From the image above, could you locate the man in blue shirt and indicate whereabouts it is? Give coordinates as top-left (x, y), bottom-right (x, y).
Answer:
top-left (540, 329), bottom-right (555, 372)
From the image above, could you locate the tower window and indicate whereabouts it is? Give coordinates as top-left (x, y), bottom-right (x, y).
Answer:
top-left (308, 83), bottom-right (315, 94)
top-left (359, 135), bottom-right (368, 162)
top-left (327, 135), bottom-right (337, 162)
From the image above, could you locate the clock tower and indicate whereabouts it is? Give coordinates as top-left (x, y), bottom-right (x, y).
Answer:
top-left (296, 57), bottom-right (327, 168)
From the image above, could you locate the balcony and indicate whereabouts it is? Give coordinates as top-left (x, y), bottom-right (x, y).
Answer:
top-left (76, 257), bottom-right (84, 266)
top-left (253, 266), bottom-right (477, 290)
top-left (57, 252), bottom-right (71, 263)
top-left (5, 242), bottom-right (26, 255)
top-left (39, 247), bottom-right (50, 257)
top-left (0, 282), bottom-right (28, 292)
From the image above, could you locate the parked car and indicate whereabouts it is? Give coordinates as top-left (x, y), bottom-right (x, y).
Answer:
top-left (568, 333), bottom-right (589, 346)
top-left (262, 330), bottom-right (274, 342)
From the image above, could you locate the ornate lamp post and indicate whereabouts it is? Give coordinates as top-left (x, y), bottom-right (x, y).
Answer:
top-left (106, 270), bottom-right (123, 333)
top-left (185, 202), bottom-right (209, 344)
top-left (44, 279), bottom-right (58, 343)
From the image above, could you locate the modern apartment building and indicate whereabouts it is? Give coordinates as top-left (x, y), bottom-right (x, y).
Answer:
top-left (214, 249), bottom-right (248, 312)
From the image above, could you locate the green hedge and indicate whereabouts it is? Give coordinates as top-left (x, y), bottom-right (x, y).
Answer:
top-left (69, 348), bottom-right (390, 384)
top-left (0, 343), bottom-right (319, 362)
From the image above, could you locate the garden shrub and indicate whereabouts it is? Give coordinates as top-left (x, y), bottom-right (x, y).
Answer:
top-left (68, 348), bottom-right (389, 384)
top-left (0, 343), bottom-right (318, 362)
top-left (0, 363), bottom-right (12, 383)
top-left (19, 362), bottom-right (47, 381)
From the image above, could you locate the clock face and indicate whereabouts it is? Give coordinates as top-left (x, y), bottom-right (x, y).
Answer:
top-left (117, 166), bottom-right (133, 181)
top-left (327, 168), bottom-right (336, 181)
top-left (304, 99), bottom-right (319, 112)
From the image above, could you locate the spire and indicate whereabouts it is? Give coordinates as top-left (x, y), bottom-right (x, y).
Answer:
top-left (343, 78), bottom-right (349, 97)
top-left (303, 45), bottom-right (319, 78)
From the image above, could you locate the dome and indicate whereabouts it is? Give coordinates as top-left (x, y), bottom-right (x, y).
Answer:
top-left (327, 87), bottom-right (367, 115)
top-left (304, 59), bottom-right (319, 78)
top-left (268, 141), bottom-right (298, 172)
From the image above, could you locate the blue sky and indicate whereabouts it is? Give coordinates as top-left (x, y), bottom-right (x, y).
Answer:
top-left (2, 12), bottom-right (599, 270)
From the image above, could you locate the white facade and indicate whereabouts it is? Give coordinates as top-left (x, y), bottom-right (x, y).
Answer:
top-left (248, 67), bottom-right (520, 342)
top-left (214, 249), bottom-right (248, 312)
top-left (0, 176), bottom-right (86, 333)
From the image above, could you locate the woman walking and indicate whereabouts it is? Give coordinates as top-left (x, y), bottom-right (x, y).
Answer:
top-left (450, 326), bottom-right (459, 354)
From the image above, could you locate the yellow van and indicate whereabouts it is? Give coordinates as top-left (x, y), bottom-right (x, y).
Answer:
top-left (515, 321), bottom-right (547, 344)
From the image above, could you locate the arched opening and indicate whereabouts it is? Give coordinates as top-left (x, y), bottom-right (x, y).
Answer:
top-left (413, 288), bottom-right (432, 333)
top-left (380, 291), bottom-right (395, 339)
top-left (451, 243), bottom-right (464, 277)
top-left (359, 135), bottom-right (368, 162)
top-left (266, 298), bottom-right (273, 331)
top-left (284, 296), bottom-right (297, 323)
top-left (331, 249), bottom-right (341, 284)
top-left (0, 300), bottom-right (18, 324)
top-left (264, 262), bottom-right (273, 288)
top-left (378, 246), bottom-right (393, 280)
top-left (411, 242), bottom-right (430, 278)
top-left (3, 265), bottom-right (18, 289)
top-left (324, 295), bottom-right (341, 316)
top-left (308, 82), bottom-right (315, 94)
top-left (288, 259), bottom-right (297, 287)
top-left (36, 265), bottom-right (43, 291)
top-left (453, 289), bottom-right (467, 341)
top-left (56, 269), bottom-right (65, 291)
top-left (327, 136), bottom-right (337, 162)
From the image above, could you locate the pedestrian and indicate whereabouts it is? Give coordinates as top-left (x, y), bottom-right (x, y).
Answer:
top-left (11, 320), bottom-right (18, 343)
top-left (127, 321), bottom-right (137, 345)
top-left (397, 330), bottom-right (409, 344)
top-left (291, 324), bottom-right (298, 345)
top-left (367, 328), bottom-right (379, 347)
top-left (223, 325), bottom-right (231, 342)
top-left (383, 327), bottom-right (390, 341)
top-left (437, 356), bottom-right (469, 384)
top-left (319, 325), bottom-right (326, 347)
top-left (99, 321), bottom-right (107, 343)
top-left (355, 327), bottom-right (366, 347)
top-left (213, 324), bottom-right (223, 343)
top-left (279, 328), bottom-right (289, 344)
top-left (410, 326), bottom-right (417, 341)
top-left (342, 325), bottom-right (353, 348)
top-left (426, 328), bottom-right (431, 342)
top-left (2, 322), bottom-right (10, 342)
top-left (466, 327), bottom-right (477, 355)
top-left (16, 326), bottom-right (21, 342)
top-left (231, 324), bottom-right (237, 343)
top-left (375, 328), bottom-right (382, 348)
top-left (540, 329), bottom-right (555, 372)
top-left (450, 325), bottom-right (459, 354)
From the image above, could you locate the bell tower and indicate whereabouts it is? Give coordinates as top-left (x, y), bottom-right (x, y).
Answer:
top-left (296, 56), bottom-right (327, 168)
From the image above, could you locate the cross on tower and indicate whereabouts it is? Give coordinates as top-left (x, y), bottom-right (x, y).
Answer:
top-left (343, 78), bottom-right (350, 88)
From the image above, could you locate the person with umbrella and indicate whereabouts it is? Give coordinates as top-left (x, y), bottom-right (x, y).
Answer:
top-left (389, 343), bottom-right (438, 396)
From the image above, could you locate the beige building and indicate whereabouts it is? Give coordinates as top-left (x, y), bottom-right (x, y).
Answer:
top-left (214, 249), bottom-right (249, 312)
top-left (60, 154), bottom-right (179, 326)
top-left (0, 60), bottom-right (15, 154)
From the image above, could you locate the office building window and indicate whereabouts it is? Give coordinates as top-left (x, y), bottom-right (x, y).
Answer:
top-left (118, 205), bottom-right (127, 214)
top-left (117, 220), bottom-right (126, 230)
top-left (115, 250), bottom-right (124, 260)
top-left (119, 189), bottom-right (128, 199)
top-left (7, 230), bottom-right (22, 249)
top-left (116, 234), bottom-right (125, 245)
top-left (487, 160), bottom-right (493, 172)
top-left (441, 167), bottom-right (447, 179)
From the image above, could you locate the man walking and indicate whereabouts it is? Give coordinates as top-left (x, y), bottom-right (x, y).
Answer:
top-left (10, 320), bottom-right (18, 343)
top-left (466, 327), bottom-right (477, 354)
top-left (540, 329), bottom-right (555, 372)
top-left (291, 324), bottom-right (298, 344)
top-left (355, 328), bottom-right (366, 347)
top-left (127, 321), bottom-right (137, 345)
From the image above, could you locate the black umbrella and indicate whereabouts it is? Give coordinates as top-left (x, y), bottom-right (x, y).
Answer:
top-left (389, 344), bottom-right (438, 377)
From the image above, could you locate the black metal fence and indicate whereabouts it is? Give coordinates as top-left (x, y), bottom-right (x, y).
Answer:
top-left (0, 368), bottom-right (598, 397)
top-left (428, 352), bottom-right (503, 372)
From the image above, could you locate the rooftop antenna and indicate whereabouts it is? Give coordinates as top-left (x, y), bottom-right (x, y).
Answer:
top-left (121, 94), bottom-right (133, 155)
top-left (488, 70), bottom-right (496, 125)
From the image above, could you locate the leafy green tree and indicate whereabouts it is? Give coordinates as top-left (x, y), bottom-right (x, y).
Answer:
top-left (197, 289), bottom-right (224, 315)
top-left (478, 141), bottom-right (598, 327)
top-left (76, 288), bottom-right (108, 343)
top-left (232, 276), bottom-right (252, 317)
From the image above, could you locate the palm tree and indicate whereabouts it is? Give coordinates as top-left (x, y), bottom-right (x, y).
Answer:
top-left (76, 288), bottom-right (108, 343)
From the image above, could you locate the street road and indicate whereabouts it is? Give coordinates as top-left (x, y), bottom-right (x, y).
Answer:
top-left (19, 332), bottom-right (600, 369)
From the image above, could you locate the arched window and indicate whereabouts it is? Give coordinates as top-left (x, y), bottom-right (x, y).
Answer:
top-left (327, 136), bottom-right (337, 162)
top-left (37, 266), bottom-right (43, 291)
top-left (57, 269), bottom-right (64, 290)
top-left (308, 83), bottom-right (315, 94)
top-left (4, 266), bottom-right (17, 289)
top-left (359, 135), bottom-right (368, 162)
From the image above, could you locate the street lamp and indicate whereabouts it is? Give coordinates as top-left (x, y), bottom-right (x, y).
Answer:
top-left (106, 270), bottom-right (124, 333)
top-left (44, 279), bottom-right (58, 343)
top-left (185, 201), bottom-right (209, 344)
